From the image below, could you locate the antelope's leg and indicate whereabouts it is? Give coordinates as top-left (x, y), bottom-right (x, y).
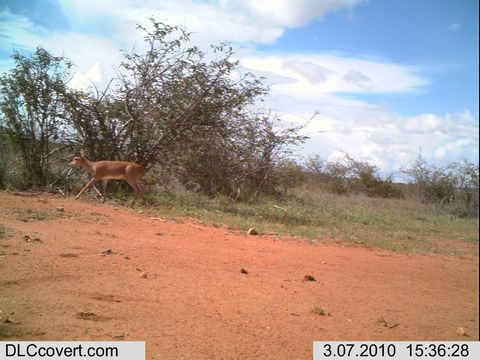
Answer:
top-left (93, 185), bottom-right (104, 198)
top-left (75, 178), bottom-right (98, 199)
top-left (102, 179), bottom-right (109, 197)
top-left (126, 179), bottom-right (140, 197)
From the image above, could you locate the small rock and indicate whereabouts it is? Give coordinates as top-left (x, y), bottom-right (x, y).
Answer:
top-left (23, 235), bottom-right (42, 244)
top-left (139, 271), bottom-right (147, 278)
top-left (377, 316), bottom-right (399, 329)
top-left (101, 249), bottom-right (117, 256)
top-left (303, 275), bottom-right (316, 282)
top-left (247, 228), bottom-right (258, 235)
top-left (75, 312), bottom-right (101, 321)
top-left (59, 253), bottom-right (79, 258)
top-left (456, 327), bottom-right (468, 336)
top-left (240, 268), bottom-right (249, 275)
top-left (311, 307), bottom-right (328, 316)
top-left (56, 207), bottom-right (65, 212)
top-left (1, 311), bottom-right (12, 324)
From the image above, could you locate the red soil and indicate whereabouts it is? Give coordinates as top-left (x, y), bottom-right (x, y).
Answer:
top-left (0, 192), bottom-right (478, 359)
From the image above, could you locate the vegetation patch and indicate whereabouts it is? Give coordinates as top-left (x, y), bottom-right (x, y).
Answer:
top-left (14, 208), bottom-right (57, 222)
top-left (311, 307), bottom-right (329, 316)
top-left (143, 188), bottom-right (478, 255)
top-left (0, 224), bottom-right (13, 239)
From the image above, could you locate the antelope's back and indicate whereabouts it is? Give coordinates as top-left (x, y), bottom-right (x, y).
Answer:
top-left (95, 161), bottom-right (144, 179)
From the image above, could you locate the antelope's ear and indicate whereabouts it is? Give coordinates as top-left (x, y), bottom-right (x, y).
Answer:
top-left (79, 149), bottom-right (85, 157)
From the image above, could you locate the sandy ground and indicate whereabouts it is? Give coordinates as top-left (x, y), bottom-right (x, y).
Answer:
top-left (0, 192), bottom-right (478, 359)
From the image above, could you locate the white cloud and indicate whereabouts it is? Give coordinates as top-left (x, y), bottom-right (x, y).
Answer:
top-left (434, 139), bottom-right (471, 159)
top-left (0, 9), bottom-right (120, 89)
top-left (403, 113), bottom-right (442, 133)
top-left (266, 86), bottom-right (478, 173)
top-left (240, 53), bottom-right (427, 94)
top-left (343, 70), bottom-right (373, 90)
top-left (58, 0), bottom-right (365, 46)
top-left (43, 32), bottom-right (121, 85)
top-left (47, 0), bottom-right (364, 89)
top-left (69, 63), bottom-right (103, 90)
top-left (1, 1), bottom-right (370, 91)
top-left (240, 0), bottom-right (364, 27)
top-left (283, 59), bottom-right (336, 85)
top-left (300, 107), bottom-right (479, 173)
top-left (447, 23), bottom-right (461, 32)
top-left (0, 8), bottom-right (48, 52)
top-left (235, 50), bottom-right (477, 173)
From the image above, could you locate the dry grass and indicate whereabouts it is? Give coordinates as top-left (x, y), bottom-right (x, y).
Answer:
top-left (14, 208), bottom-right (55, 222)
top-left (139, 186), bottom-right (479, 255)
top-left (0, 223), bottom-right (11, 239)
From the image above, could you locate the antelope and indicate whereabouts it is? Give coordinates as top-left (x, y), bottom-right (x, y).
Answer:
top-left (70, 150), bottom-right (145, 199)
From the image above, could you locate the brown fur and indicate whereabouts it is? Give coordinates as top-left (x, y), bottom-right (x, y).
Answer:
top-left (70, 151), bottom-right (145, 199)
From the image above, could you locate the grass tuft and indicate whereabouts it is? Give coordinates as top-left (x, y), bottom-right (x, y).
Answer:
top-left (1, 224), bottom-right (9, 239)
top-left (14, 208), bottom-right (55, 222)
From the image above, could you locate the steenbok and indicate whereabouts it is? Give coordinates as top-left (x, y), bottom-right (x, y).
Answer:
top-left (70, 150), bottom-right (145, 199)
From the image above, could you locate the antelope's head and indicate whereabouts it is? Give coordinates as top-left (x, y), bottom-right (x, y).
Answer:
top-left (70, 150), bottom-right (87, 166)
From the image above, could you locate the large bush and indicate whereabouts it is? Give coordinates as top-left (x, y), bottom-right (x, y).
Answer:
top-left (0, 48), bottom-right (74, 187)
top-left (304, 154), bottom-right (402, 198)
top-left (0, 18), bottom-right (305, 197)
top-left (404, 156), bottom-right (479, 217)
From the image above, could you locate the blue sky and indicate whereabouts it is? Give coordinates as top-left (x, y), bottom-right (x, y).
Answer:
top-left (0, 0), bottom-right (478, 176)
top-left (282, 1), bottom-right (478, 113)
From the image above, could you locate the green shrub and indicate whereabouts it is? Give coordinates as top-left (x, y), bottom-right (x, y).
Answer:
top-left (404, 156), bottom-right (479, 217)
top-left (304, 154), bottom-right (403, 199)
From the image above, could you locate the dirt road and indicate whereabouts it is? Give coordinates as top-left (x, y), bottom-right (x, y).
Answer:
top-left (0, 192), bottom-right (478, 359)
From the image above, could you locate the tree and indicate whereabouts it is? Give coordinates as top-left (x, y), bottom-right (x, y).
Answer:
top-left (1, 19), bottom-right (307, 197)
top-left (0, 47), bottom-right (73, 186)
top-left (71, 18), bottom-right (306, 197)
